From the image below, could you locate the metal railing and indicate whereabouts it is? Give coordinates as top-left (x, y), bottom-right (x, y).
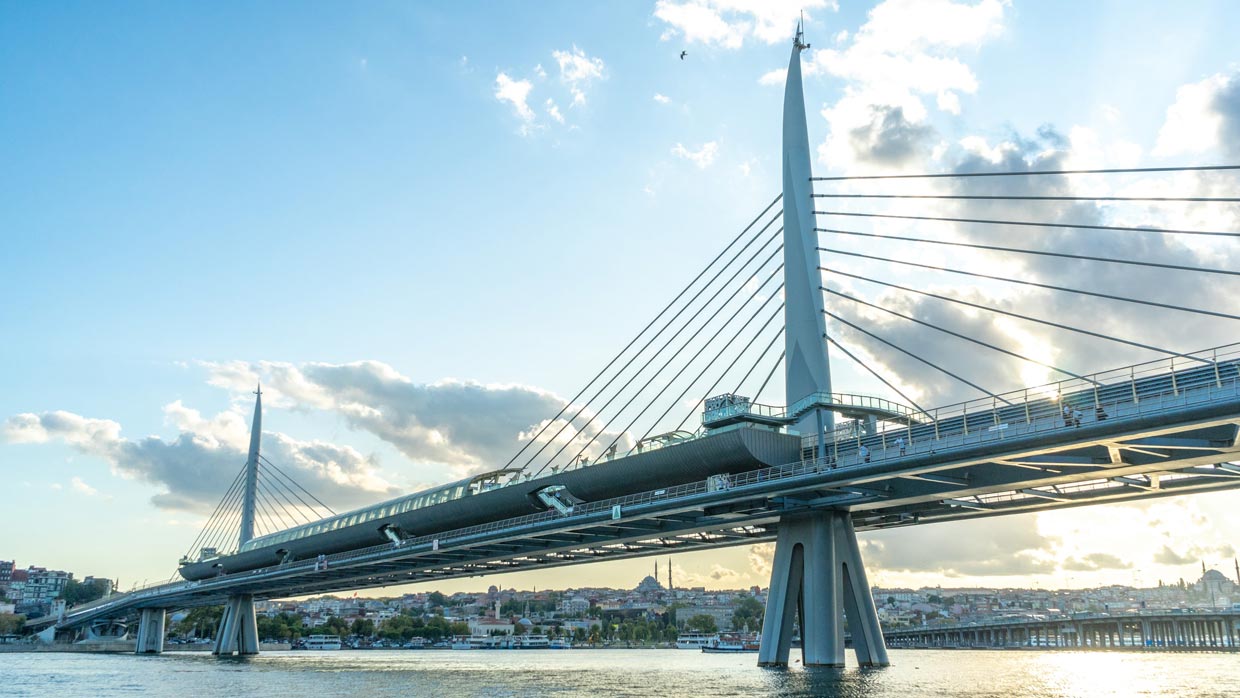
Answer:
top-left (703, 391), bottom-right (922, 426)
top-left (801, 343), bottom-right (1240, 469)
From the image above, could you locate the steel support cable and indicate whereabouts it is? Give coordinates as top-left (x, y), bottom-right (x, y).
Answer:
top-left (820, 247), bottom-right (1240, 322)
top-left (255, 478), bottom-right (291, 533)
top-left (671, 309), bottom-right (787, 434)
top-left (181, 466), bottom-right (246, 558)
top-left (259, 454), bottom-right (337, 515)
top-left (812, 194), bottom-right (1240, 203)
top-left (824, 309), bottom-right (1014, 405)
top-left (202, 494), bottom-right (245, 555)
top-left (195, 471), bottom-right (250, 556)
top-left (518, 219), bottom-right (786, 476)
top-left (813, 210), bottom-right (1240, 239)
top-left (252, 486), bottom-right (281, 537)
top-left (248, 482), bottom-right (275, 536)
top-left (503, 194), bottom-right (783, 472)
top-left (753, 351), bottom-right (785, 404)
top-left (810, 164), bottom-right (1240, 181)
top-left (822, 267), bottom-right (1209, 364)
top-left (528, 233), bottom-right (786, 476)
top-left (824, 287), bottom-right (1090, 382)
top-left (592, 274), bottom-right (786, 463)
top-left (815, 230), bottom-right (1240, 277)
top-left (258, 461), bottom-right (320, 524)
top-left (255, 473), bottom-right (302, 528)
top-left (260, 476), bottom-right (305, 531)
top-left (824, 334), bottom-right (929, 416)
top-left (564, 263), bottom-right (787, 473)
top-left (732, 327), bottom-right (786, 396)
top-left (517, 215), bottom-right (785, 473)
top-left (641, 294), bottom-right (786, 440)
top-left (259, 470), bottom-right (314, 525)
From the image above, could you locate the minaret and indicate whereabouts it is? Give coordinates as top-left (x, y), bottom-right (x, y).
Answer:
top-left (668, 557), bottom-right (673, 591)
top-left (239, 385), bottom-right (262, 546)
top-left (1233, 558), bottom-right (1239, 586)
top-left (782, 21), bottom-right (832, 438)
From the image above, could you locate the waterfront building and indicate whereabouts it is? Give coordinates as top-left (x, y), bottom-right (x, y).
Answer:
top-left (0, 560), bottom-right (13, 592)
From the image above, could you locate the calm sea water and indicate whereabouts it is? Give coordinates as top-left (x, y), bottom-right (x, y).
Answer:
top-left (2, 649), bottom-right (1237, 698)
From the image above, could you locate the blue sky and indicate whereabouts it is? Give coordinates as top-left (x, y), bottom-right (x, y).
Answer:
top-left (3, 1), bottom-right (1240, 593)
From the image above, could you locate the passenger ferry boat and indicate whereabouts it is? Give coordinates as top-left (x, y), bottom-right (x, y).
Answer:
top-left (548, 637), bottom-right (573, 649)
top-left (517, 633), bottom-right (550, 649)
top-left (451, 633), bottom-right (551, 649)
top-left (701, 634), bottom-right (760, 653)
top-left (675, 631), bottom-right (719, 649)
top-left (302, 634), bottom-right (343, 650)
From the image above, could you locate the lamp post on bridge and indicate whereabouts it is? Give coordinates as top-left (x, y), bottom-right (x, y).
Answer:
top-left (756, 22), bottom-right (890, 669)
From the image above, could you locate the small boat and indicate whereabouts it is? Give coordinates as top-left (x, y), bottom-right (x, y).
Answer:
top-left (303, 634), bottom-right (343, 650)
top-left (450, 636), bottom-right (472, 650)
top-left (548, 638), bottom-right (573, 649)
top-left (675, 632), bottom-right (719, 649)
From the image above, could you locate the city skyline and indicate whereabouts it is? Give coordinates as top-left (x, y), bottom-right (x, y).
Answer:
top-left (3, 1), bottom-right (1240, 596)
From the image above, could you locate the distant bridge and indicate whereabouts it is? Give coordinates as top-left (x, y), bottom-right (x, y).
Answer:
top-left (885, 609), bottom-right (1240, 651)
top-left (31, 23), bottom-right (1240, 670)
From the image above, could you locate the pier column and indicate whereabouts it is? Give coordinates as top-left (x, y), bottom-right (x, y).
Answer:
top-left (135, 609), bottom-right (167, 654)
top-left (213, 594), bottom-right (259, 656)
top-left (758, 509), bottom-right (888, 667)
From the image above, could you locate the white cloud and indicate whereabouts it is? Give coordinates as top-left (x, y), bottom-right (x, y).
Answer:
top-left (552, 45), bottom-right (605, 108)
top-left (546, 98), bottom-right (565, 124)
top-left (4, 405), bottom-right (400, 514)
top-left (1154, 71), bottom-right (1240, 157)
top-left (775, 0), bottom-right (1008, 172)
top-left (197, 360), bottom-right (633, 479)
top-left (654, 0), bottom-right (837, 49)
top-left (495, 72), bottom-right (536, 124)
top-left (653, 93), bottom-right (671, 104)
top-left (671, 140), bottom-right (719, 169)
top-left (936, 89), bottom-right (961, 115)
top-left (553, 45), bottom-right (605, 85)
top-left (70, 476), bottom-right (97, 496)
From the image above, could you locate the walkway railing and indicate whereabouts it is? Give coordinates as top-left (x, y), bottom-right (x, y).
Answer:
top-left (802, 342), bottom-right (1240, 467)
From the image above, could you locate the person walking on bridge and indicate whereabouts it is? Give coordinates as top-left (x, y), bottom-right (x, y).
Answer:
top-left (859, 444), bottom-right (870, 463)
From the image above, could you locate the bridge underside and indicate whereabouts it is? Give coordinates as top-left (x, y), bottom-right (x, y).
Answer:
top-left (51, 404), bottom-right (1240, 630)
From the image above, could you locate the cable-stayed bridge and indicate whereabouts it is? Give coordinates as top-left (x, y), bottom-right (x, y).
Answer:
top-left (34, 26), bottom-right (1240, 668)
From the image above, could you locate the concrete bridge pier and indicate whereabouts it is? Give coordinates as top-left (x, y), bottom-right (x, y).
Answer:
top-left (213, 594), bottom-right (259, 656)
top-left (757, 509), bottom-right (889, 667)
top-left (135, 608), bottom-right (167, 654)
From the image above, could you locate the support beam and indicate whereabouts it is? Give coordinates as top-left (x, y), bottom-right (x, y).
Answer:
top-left (758, 509), bottom-right (889, 667)
top-left (213, 594), bottom-right (259, 656)
top-left (135, 609), bottom-right (166, 655)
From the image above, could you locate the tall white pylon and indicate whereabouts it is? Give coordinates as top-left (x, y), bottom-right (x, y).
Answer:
top-left (239, 385), bottom-right (262, 546)
top-left (758, 24), bottom-right (890, 669)
top-left (782, 22), bottom-right (832, 438)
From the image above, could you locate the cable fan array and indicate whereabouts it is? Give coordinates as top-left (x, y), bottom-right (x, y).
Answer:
top-left (505, 195), bottom-right (793, 482)
top-left (179, 454), bottom-right (336, 564)
top-left (810, 163), bottom-right (1240, 406)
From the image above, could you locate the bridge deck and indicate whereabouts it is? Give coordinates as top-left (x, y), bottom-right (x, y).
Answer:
top-left (46, 348), bottom-right (1240, 630)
